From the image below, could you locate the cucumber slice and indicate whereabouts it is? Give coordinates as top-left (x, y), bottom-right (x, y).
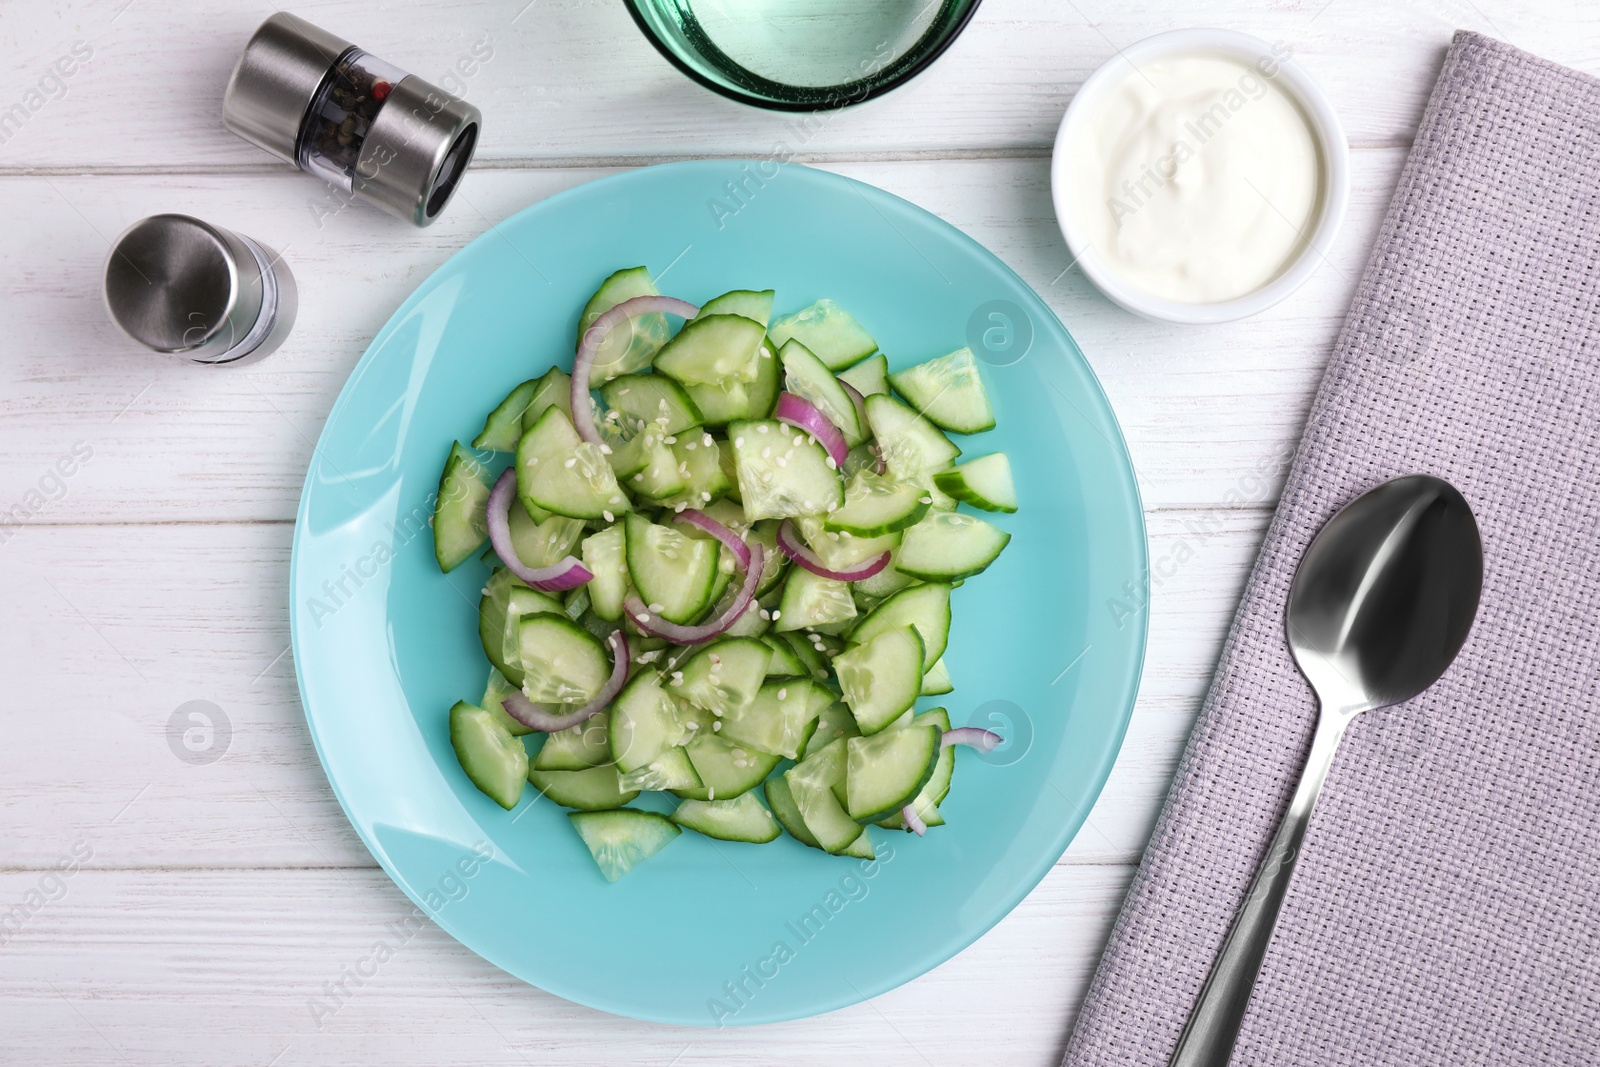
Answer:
top-left (578, 266), bottom-right (670, 383)
top-left (748, 520), bottom-right (788, 596)
top-left (915, 469), bottom-right (960, 512)
top-left (528, 765), bottom-right (638, 810)
top-left (933, 453), bottom-right (1017, 513)
top-left (845, 724), bottom-right (941, 821)
top-left (762, 634), bottom-right (806, 677)
top-left (851, 554), bottom-right (917, 600)
top-left (673, 733), bottom-right (783, 802)
top-left (618, 745), bottom-right (703, 792)
top-left (697, 289), bottom-right (774, 327)
top-left (449, 701), bottom-right (527, 810)
top-left (652, 432), bottom-right (733, 509)
top-left (888, 347), bottom-right (996, 433)
top-left (839, 830), bottom-right (877, 859)
top-left (794, 516), bottom-right (899, 574)
top-left (609, 670), bottom-right (687, 771)
top-left (834, 625), bottom-right (925, 734)
top-left (721, 678), bottom-right (830, 759)
top-left (580, 524), bottom-right (629, 621)
top-left (568, 809), bottom-right (680, 883)
top-left (721, 598), bottom-right (770, 638)
top-left (864, 394), bottom-right (960, 480)
top-left (481, 668), bottom-right (533, 737)
top-left (849, 583), bottom-right (951, 669)
top-left (681, 332), bottom-right (781, 426)
top-left (779, 339), bottom-right (864, 445)
top-left (599, 374), bottom-right (703, 436)
top-left (473, 378), bottom-right (537, 452)
top-left (777, 631), bottom-right (832, 683)
top-left (801, 701), bottom-right (860, 758)
top-left (433, 443), bottom-right (492, 572)
top-left (823, 471), bottom-right (931, 536)
top-left (522, 367), bottom-right (574, 432)
top-left (895, 511), bottom-right (1011, 581)
top-left (502, 586), bottom-right (566, 678)
top-left (785, 739), bottom-right (863, 853)
top-left (516, 406), bottom-right (631, 521)
top-left (623, 435), bottom-right (687, 500)
top-left (674, 637), bottom-right (773, 717)
top-left (507, 502), bottom-right (585, 568)
top-left (478, 569), bottom-right (560, 686)
top-left (764, 775), bottom-right (821, 849)
top-left (727, 419), bottom-right (844, 520)
top-left (769, 299), bottom-right (876, 372)
top-left (838, 352), bottom-right (889, 397)
top-left (672, 793), bottom-right (782, 843)
top-left (878, 709), bottom-right (953, 830)
top-left (654, 314), bottom-right (766, 385)
top-left (842, 443), bottom-right (879, 480)
top-left (532, 710), bottom-right (613, 770)
top-left (517, 614), bottom-right (613, 705)
top-left (624, 513), bottom-right (719, 624)
top-left (774, 568), bottom-right (857, 633)
top-left (921, 657), bottom-right (954, 696)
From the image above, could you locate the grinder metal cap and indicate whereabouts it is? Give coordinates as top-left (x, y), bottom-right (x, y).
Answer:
top-left (222, 12), bottom-right (353, 165)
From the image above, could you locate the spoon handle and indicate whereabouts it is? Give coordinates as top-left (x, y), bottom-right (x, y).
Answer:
top-left (1167, 711), bottom-right (1349, 1067)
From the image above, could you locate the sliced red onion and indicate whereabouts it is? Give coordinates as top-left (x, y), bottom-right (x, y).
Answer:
top-left (840, 380), bottom-right (870, 438)
top-left (570, 295), bottom-right (698, 444)
top-left (774, 392), bottom-right (849, 467)
top-left (673, 509), bottom-right (752, 572)
top-left (624, 543), bottom-right (765, 645)
top-left (902, 804), bottom-right (928, 836)
top-left (486, 469), bottom-right (593, 591)
top-left (942, 727), bottom-right (1002, 753)
top-left (776, 520), bottom-right (891, 581)
top-left (502, 630), bottom-right (630, 732)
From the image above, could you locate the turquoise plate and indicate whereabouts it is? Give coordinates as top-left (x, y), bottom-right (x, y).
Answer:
top-left (290, 161), bottom-right (1146, 1026)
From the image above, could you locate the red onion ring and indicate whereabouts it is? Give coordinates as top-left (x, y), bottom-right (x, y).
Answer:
top-left (776, 520), bottom-right (891, 581)
top-left (942, 727), bottom-right (1002, 753)
top-left (501, 630), bottom-right (630, 732)
top-left (486, 469), bottom-right (593, 591)
top-left (774, 392), bottom-right (849, 467)
top-left (673, 509), bottom-right (752, 572)
top-left (570, 295), bottom-right (699, 444)
top-left (902, 804), bottom-right (927, 836)
top-left (624, 543), bottom-right (765, 644)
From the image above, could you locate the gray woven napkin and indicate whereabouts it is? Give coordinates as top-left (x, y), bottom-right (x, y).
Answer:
top-left (1062, 32), bottom-right (1600, 1067)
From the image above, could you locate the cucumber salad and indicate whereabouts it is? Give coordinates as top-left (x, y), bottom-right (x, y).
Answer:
top-left (432, 267), bottom-right (1017, 882)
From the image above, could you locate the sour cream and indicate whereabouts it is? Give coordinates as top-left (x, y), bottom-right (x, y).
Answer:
top-left (1065, 51), bottom-right (1323, 305)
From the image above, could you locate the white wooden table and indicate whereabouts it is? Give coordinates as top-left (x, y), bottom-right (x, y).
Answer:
top-left (1, 2), bottom-right (1591, 1063)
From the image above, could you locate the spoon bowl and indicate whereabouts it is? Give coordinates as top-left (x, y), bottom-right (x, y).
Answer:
top-left (1287, 474), bottom-right (1483, 715)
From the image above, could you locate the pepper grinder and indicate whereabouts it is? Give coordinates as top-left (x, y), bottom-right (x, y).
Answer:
top-left (222, 12), bottom-right (482, 226)
top-left (102, 214), bottom-right (297, 367)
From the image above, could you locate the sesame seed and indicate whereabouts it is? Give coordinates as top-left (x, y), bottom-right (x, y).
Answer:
top-left (634, 473), bottom-right (644, 482)
top-left (777, 688), bottom-right (787, 699)
top-left (701, 491), bottom-right (712, 501)
top-left (527, 456), bottom-right (539, 465)
top-left (675, 502), bottom-right (687, 512)
top-left (602, 510), bottom-right (614, 522)
top-left (708, 786), bottom-right (716, 799)
top-left (563, 457), bottom-right (577, 469)
top-left (920, 496), bottom-right (933, 504)
top-left (712, 721), bottom-right (722, 731)
top-left (599, 443), bottom-right (613, 455)
top-left (703, 434), bottom-right (714, 446)
top-left (771, 610), bottom-right (781, 620)
top-left (649, 603), bottom-right (666, 613)
top-left (665, 435), bottom-right (677, 445)
top-left (635, 612), bottom-right (650, 622)
top-left (757, 424), bottom-right (769, 434)
top-left (825, 457), bottom-right (838, 470)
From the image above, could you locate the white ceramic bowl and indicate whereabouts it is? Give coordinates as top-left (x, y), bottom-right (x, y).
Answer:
top-left (1050, 28), bottom-right (1350, 325)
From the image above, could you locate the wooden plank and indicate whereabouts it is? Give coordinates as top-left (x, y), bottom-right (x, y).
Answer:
top-left (0, 509), bottom-right (1267, 870)
top-left (0, 150), bottom-right (1404, 527)
top-left (0, 1), bottom-right (1589, 172)
top-left (0, 861), bottom-right (1131, 1066)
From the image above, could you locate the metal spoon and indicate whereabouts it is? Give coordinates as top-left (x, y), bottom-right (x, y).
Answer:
top-left (1169, 474), bottom-right (1483, 1067)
